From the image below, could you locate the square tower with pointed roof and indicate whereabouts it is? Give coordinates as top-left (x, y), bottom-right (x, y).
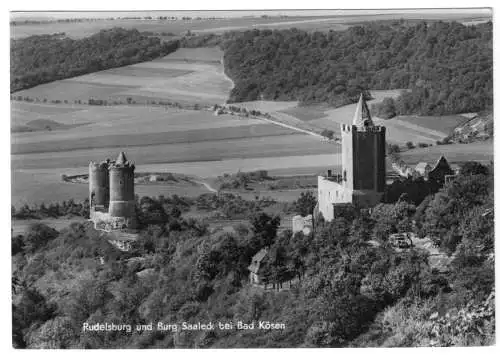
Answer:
top-left (317, 93), bottom-right (386, 221)
top-left (341, 93), bottom-right (386, 193)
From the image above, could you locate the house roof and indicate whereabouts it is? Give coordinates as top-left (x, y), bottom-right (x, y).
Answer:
top-left (415, 162), bottom-right (430, 174)
top-left (415, 156), bottom-right (452, 177)
top-left (431, 155), bottom-right (450, 171)
top-left (248, 248), bottom-right (268, 273)
top-left (352, 93), bottom-right (374, 127)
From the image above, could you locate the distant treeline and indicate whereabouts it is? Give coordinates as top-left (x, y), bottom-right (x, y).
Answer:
top-left (221, 21), bottom-right (493, 114)
top-left (10, 28), bottom-right (180, 92)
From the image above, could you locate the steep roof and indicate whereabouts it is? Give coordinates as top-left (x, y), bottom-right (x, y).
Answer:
top-left (248, 248), bottom-right (268, 273)
top-left (352, 93), bottom-right (374, 127)
top-left (116, 151), bottom-right (128, 165)
top-left (431, 155), bottom-right (450, 171)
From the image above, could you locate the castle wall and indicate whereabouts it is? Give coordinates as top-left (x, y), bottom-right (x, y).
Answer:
top-left (91, 209), bottom-right (136, 230)
top-left (317, 176), bottom-right (352, 221)
top-left (89, 162), bottom-right (109, 208)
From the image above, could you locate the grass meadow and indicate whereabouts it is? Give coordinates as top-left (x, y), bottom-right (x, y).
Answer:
top-left (400, 141), bottom-right (493, 165)
top-left (276, 90), bottom-right (464, 144)
top-left (11, 12), bottom-right (490, 39)
top-left (10, 16), bottom-right (343, 39)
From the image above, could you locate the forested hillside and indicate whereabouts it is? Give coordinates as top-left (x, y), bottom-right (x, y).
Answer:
top-left (223, 21), bottom-right (493, 114)
top-left (12, 162), bottom-right (494, 348)
top-left (10, 28), bottom-right (180, 92)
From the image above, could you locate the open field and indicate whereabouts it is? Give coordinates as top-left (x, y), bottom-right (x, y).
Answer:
top-left (11, 168), bottom-right (211, 207)
top-left (255, 89), bottom-right (455, 144)
top-left (11, 12), bottom-right (491, 39)
top-left (12, 48), bottom-right (232, 106)
top-left (12, 134), bottom-right (335, 170)
top-left (12, 103), bottom-right (263, 133)
top-left (10, 16), bottom-right (342, 39)
top-left (12, 124), bottom-right (298, 154)
top-left (394, 114), bottom-right (469, 135)
top-left (10, 46), bottom-right (339, 207)
top-left (399, 141), bottom-right (494, 165)
top-left (231, 101), bottom-right (298, 112)
top-left (12, 153), bottom-right (340, 207)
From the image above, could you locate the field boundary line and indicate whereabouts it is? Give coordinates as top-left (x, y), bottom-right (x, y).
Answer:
top-left (221, 56), bottom-right (234, 105)
top-left (256, 115), bottom-right (325, 140)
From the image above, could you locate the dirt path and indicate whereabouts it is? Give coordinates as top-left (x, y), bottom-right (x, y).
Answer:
top-left (192, 179), bottom-right (218, 193)
top-left (256, 114), bottom-right (325, 139)
top-left (221, 56), bottom-right (234, 105)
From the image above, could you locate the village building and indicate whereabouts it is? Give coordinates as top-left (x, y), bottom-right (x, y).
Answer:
top-left (248, 248), bottom-right (269, 285)
top-left (413, 156), bottom-right (454, 186)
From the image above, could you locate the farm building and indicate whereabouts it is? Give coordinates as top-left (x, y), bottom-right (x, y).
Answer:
top-left (248, 248), bottom-right (269, 285)
top-left (413, 156), bottom-right (454, 186)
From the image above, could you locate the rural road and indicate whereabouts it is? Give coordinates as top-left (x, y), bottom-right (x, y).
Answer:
top-left (193, 179), bottom-right (218, 193)
top-left (257, 115), bottom-right (325, 139)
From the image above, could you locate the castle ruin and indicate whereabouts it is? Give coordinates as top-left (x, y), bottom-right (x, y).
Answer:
top-left (89, 152), bottom-right (137, 231)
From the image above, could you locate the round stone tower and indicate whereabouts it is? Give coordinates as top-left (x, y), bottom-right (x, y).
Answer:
top-left (89, 160), bottom-right (110, 209)
top-left (109, 152), bottom-right (136, 222)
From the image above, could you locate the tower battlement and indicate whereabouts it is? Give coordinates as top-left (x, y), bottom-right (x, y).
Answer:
top-left (109, 151), bottom-right (135, 170)
top-left (89, 160), bottom-right (111, 170)
top-left (342, 124), bottom-right (385, 133)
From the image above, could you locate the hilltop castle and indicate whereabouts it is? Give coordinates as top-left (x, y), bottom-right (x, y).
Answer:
top-left (89, 152), bottom-right (137, 230)
top-left (317, 93), bottom-right (386, 221)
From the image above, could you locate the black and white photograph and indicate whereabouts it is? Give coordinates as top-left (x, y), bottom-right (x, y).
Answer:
top-left (8, 4), bottom-right (495, 350)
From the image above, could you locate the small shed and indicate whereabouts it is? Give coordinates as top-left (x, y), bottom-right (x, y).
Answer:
top-left (292, 214), bottom-right (313, 235)
top-left (248, 248), bottom-right (269, 285)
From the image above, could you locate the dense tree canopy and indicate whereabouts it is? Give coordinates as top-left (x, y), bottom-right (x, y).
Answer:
top-left (222, 21), bottom-right (492, 114)
top-left (11, 161), bottom-right (494, 348)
